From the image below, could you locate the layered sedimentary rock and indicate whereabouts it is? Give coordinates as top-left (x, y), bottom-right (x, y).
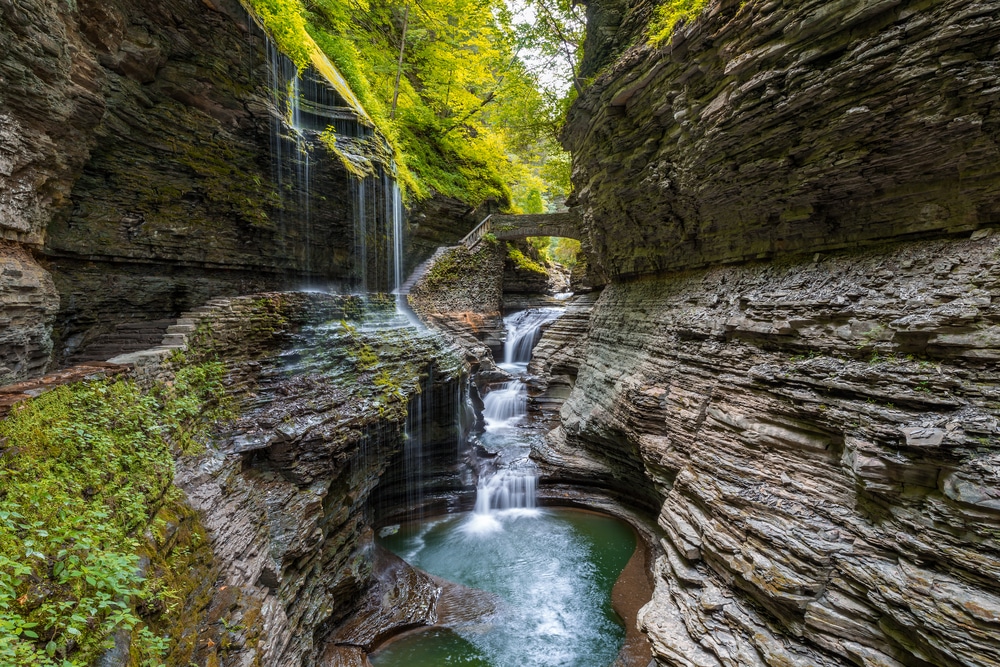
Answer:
top-left (408, 242), bottom-right (508, 353)
top-left (535, 234), bottom-right (1000, 666)
top-left (548, 1), bottom-right (1000, 663)
top-left (162, 293), bottom-right (467, 665)
top-left (527, 292), bottom-right (599, 413)
top-left (0, 242), bottom-right (58, 384)
top-left (564, 0), bottom-right (1000, 279)
top-left (0, 0), bottom-right (426, 376)
top-left (1, 291), bottom-right (471, 666)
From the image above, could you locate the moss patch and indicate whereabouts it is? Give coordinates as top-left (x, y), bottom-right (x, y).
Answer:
top-left (506, 242), bottom-right (549, 275)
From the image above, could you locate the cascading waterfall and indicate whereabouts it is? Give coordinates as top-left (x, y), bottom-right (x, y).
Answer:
top-left (500, 307), bottom-right (564, 371)
top-left (481, 380), bottom-right (527, 430)
top-left (470, 307), bottom-right (564, 524)
top-left (473, 471), bottom-right (536, 513)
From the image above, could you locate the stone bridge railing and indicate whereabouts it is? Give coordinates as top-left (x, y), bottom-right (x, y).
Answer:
top-left (461, 210), bottom-right (581, 249)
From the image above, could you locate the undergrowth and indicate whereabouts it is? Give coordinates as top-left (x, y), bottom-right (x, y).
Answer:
top-left (0, 363), bottom-right (232, 666)
top-left (649, 0), bottom-right (710, 45)
top-left (506, 243), bottom-right (549, 275)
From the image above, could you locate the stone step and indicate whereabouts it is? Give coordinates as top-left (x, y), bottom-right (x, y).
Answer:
top-left (160, 333), bottom-right (188, 346)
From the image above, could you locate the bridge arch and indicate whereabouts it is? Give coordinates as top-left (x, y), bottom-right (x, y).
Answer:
top-left (461, 211), bottom-right (581, 248)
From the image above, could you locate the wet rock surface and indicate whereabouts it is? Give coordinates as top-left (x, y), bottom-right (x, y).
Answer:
top-left (110, 291), bottom-right (470, 666)
top-left (537, 235), bottom-right (1000, 667)
top-left (563, 0), bottom-right (1000, 279)
top-left (3, 0), bottom-right (475, 378)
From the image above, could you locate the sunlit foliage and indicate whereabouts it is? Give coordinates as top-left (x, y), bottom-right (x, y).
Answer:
top-left (0, 365), bottom-right (232, 666)
top-left (247, 0), bottom-right (579, 208)
top-left (648, 0), bottom-right (709, 45)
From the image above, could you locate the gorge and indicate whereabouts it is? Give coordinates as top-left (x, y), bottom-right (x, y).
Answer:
top-left (1, 0), bottom-right (999, 666)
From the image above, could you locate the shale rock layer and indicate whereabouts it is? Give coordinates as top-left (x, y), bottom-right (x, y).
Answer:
top-left (564, 0), bottom-right (1000, 279)
top-left (539, 235), bottom-right (1000, 667)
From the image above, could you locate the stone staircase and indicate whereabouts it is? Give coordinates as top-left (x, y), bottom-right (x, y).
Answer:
top-left (398, 246), bottom-right (453, 295)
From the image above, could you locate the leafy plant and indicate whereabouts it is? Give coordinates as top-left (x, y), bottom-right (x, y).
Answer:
top-left (0, 364), bottom-right (232, 665)
top-left (506, 242), bottom-right (548, 274)
top-left (246, 0), bottom-right (576, 208)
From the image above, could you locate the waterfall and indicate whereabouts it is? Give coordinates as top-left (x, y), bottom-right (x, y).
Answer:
top-left (500, 307), bottom-right (564, 371)
top-left (352, 179), bottom-right (368, 292)
top-left (349, 170), bottom-right (404, 295)
top-left (482, 380), bottom-right (527, 430)
top-left (467, 306), bottom-right (567, 529)
top-left (265, 38), bottom-right (314, 279)
top-left (260, 27), bottom-right (406, 291)
top-left (474, 471), bottom-right (537, 513)
top-left (404, 390), bottom-right (425, 525)
top-left (389, 175), bottom-right (404, 304)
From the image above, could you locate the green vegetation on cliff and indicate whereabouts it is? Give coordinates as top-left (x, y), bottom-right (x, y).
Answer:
top-left (507, 242), bottom-right (548, 275)
top-left (0, 365), bottom-right (231, 666)
top-left (245, 0), bottom-right (576, 211)
top-left (649, 0), bottom-right (709, 44)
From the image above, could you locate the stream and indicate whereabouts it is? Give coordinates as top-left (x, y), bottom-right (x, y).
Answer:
top-left (370, 307), bottom-right (637, 667)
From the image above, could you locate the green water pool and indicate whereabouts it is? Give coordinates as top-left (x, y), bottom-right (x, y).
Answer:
top-left (371, 507), bottom-right (636, 667)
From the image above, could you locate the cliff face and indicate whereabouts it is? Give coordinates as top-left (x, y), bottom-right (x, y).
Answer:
top-left (170, 294), bottom-right (467, 665)
top-left (0, 0), bottom-right (421, 378)
top-left (542, 0), bottom-right (1000, 664)
top-left (564, 0), bottom-right (1000, 279)
top-left (537, 235), bottom-right (1000, 666)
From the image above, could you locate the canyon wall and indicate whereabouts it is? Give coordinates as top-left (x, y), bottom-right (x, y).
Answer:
top-left (564, 0), bottom-right (1000, 280)
top-left (2, 0), bottom-right (364, 375)
top-left (168, 293), bottom-right (467, 666)
top-left (539, 236), bottom-right (1000, 666)
top-left (546, 0), bottom-right (1000, 664)
top-left (1, 0), bottom-right (475, 382)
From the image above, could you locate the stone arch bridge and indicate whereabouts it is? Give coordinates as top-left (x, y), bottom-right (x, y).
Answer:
top-left (460, 211), bottom-right (581, 248)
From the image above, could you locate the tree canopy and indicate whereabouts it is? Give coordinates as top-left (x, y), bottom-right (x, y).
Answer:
top-left (247, 0), bottom-right (583, 211)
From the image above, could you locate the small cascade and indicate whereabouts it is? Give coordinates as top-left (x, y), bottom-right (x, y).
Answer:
top-left (482, 380), bottom-right (527, 430)
top-left (500, 307), bottom-right (564, 371)
top-left (474, 471), bottom-right (537, 513)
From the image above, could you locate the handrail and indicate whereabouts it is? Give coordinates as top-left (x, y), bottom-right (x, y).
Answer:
top-left (460, 214), bottom-right (493, 249)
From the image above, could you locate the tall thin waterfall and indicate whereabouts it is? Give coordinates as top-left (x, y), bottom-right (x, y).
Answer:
top-left (261, 27), bottom-right (405, 291)
top-left (404, 390), bottom-right (424, 524)
top-left (352, 179), bottom-right (368, 292)
top-left (265, 39), bottom-right (315, 278)
top-left (350, 170), bottom-right (404, 295)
